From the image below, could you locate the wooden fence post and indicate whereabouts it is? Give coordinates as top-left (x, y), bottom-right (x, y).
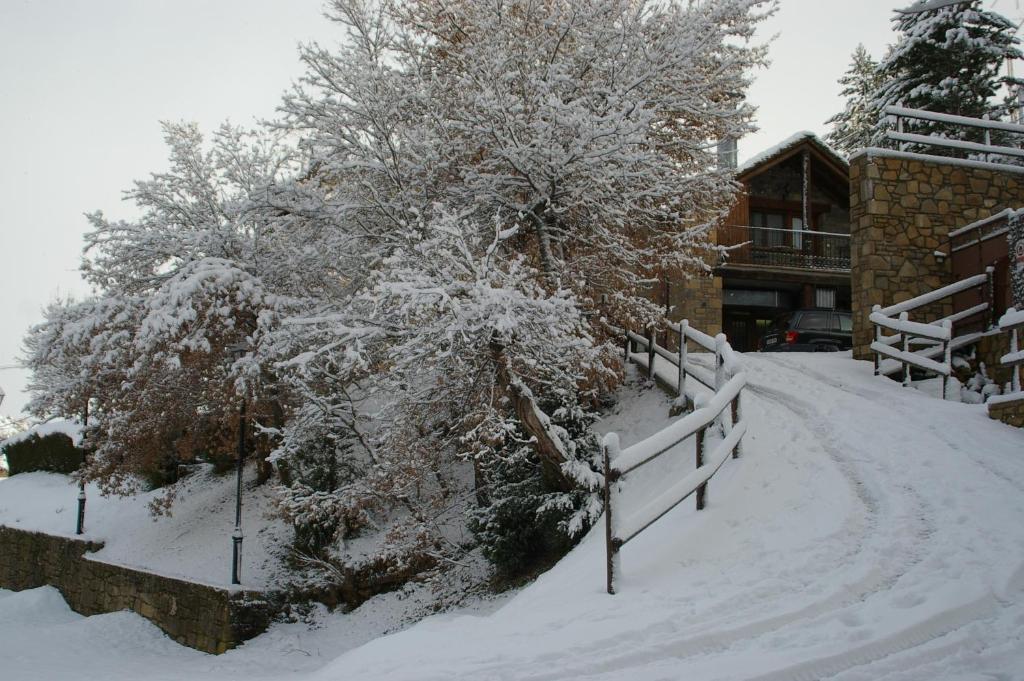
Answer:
top-left (986, 266), bottom-right (996, 330)
top-left (900, 311), bottom-right (911, 387)
top-left (872, 304), bottom-right (882, 376)
top-left (624, 329), bottom-right (630, 362)
top-left (714, 334), bottom-right (725, 393)
top-left (941, 319), bottom-right (952, 400)
top-left (603, 434), bottom-right (621, 595)
top-left (983, 114), bottom-right (992, 163)
top-left (714, 334), bottom-right (728, 435)
top-left (731, 394), bottom-right (742, 459)
top-left (694, 394), bottom-right (707, 511)
top-left (1010, 316), bottom-right (1021, 394)
top-left (646, 326), bottom-right (656, 379)
top-left (678, 320), bottom-right (688, 401)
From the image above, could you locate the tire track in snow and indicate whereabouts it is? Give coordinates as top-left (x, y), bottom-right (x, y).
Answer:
top-left (744, 594), bottom-right (1001, 681)
top-left (759, 354), bottom-right (1024, 505)
top-left (738, 356), bottom-right (1023, 681)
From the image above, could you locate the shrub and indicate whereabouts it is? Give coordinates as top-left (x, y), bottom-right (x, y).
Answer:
top-left (3, 433), bottom-right (82, 475)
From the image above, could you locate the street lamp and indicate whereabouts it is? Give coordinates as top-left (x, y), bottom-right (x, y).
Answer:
top-left (226, 342), bottom-right (248, 585)
top-left (77, 401), bottom-right (89, 535)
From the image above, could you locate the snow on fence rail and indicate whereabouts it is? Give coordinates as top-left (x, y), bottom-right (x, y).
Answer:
top-left (601, 320), bottom-right (747, 595)
top-left (884, 106), bottom-right (1024, 164)
top-left (998, 307), bottom-right (1024, 394)
top-left (870, 269), bottom-right (996, 398)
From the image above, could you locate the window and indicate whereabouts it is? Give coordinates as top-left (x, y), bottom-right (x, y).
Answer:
top-left (750, 211), bottom-right (786, 247)
top-left (797, 311), bottom-right (830, 331)
top-left (832, 312), bottom-right (852, 332)
top-left (815, 287), bottom-right (836, 309)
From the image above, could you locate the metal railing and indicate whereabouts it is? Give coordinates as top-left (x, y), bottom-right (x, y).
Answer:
top-left (601, 320), bottom-right (747, 595)
top-left (884, 105), bottom-right (1024, 164)
top-left (719, 224), bottom-right (851, 271)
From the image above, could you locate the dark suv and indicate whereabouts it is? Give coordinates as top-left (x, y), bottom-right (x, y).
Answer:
top-left (760, 309), bottom-right (852, 352)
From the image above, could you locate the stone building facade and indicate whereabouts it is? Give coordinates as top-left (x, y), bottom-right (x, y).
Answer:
top-left (849, 150), bottom-right (1024, 359)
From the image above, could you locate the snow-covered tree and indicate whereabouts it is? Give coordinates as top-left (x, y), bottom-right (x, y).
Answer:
top-left (826, 44), bottom-right (886, 154)
top-left (873, 0), bottom-right (1023, 144)
top-left (284, 0), bottom-right (773, 323)
top-left (269, 0), bottom-right (773, 576)
top-left (25, 124), bottom-right (309, 497)
top-left (23, 0), bottom-right (773, 582)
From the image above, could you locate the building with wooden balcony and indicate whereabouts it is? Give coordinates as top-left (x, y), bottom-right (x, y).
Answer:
top-left (667, 131), bottom-right (851, 350)
top-left (667, 132), bottom-right (852, 351)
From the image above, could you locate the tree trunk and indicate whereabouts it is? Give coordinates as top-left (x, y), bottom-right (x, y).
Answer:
top-left (490, 335), bottom-right (574, 493)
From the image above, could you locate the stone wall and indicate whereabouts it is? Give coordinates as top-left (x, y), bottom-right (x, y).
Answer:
top-left (667, 271), bottom-right (722, 337)
top-left (0, 526), bottom-right (278, 654)
top-left (988, 396), bottom-right (1024, 428)
top-left (850, 151), bottom-right (1024, 359)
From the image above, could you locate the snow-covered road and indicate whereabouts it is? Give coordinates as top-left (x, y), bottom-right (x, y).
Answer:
top-left (3, 354), bottom-right (1023, 680)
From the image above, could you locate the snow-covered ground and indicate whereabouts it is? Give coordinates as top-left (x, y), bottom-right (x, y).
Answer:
top-left (0, 465), bottom-right (291, 588)
top-left (3, 353), bottom-right (1024, 680)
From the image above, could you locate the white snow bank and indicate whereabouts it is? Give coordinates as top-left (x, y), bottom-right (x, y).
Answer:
top-left (999, 307), bottom-right (1024, 330)
top-left (987, 390), bottom-right (1024, 406)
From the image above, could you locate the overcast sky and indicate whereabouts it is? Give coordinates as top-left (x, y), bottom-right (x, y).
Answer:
top-left (1, 0), bottom-right (1020, 418)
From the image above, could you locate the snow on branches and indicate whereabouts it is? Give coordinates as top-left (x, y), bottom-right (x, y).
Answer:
top-left (23, 0), bottom-right (772, 581)
top-left (872, 0), bottom-right (1024, 145)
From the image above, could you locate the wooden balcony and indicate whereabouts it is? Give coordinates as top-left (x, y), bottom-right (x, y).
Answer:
top-left (718, 225), bottom-right (851, 272)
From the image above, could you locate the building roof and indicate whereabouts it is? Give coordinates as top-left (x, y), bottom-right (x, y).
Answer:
top-left (736, 131), bottom-right (849, 181)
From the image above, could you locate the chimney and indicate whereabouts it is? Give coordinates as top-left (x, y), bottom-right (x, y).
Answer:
top-left (717, 137), bottom-right (738, 171)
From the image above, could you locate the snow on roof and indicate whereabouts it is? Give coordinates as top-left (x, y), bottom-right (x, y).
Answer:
top-left (736, 131), bottom-right (848, 177)
top-left (0, 419), bottom-right (83, 450)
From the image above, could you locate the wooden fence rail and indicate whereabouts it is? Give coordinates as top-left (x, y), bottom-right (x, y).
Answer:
top-left (602, 319), bottom-right (747, 594)
top-left (870, 268), bottom-right (996, 397)
top-left (884, 105), bottom-right (1024, 164)
top-left (998, 307), bottom-right (1024, 394)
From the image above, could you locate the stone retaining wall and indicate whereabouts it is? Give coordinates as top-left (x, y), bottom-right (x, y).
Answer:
top-left (988, 396), bottom-right (1024, 427)
top-left (0, 526), bottom-right (278, 654)
top-left (850, 152), bottom-right (1024, 359)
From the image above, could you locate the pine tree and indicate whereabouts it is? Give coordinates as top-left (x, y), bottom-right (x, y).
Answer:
top-left (873, 0), bottom-right (1023, 144)
top-left (826, 44), bottom-right (885, 154)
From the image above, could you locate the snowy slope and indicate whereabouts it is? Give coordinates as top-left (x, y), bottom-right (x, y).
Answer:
top-left (0, 465), bottom-right (291, 588)
top-left (3, 353), bottom-right (1024, 680)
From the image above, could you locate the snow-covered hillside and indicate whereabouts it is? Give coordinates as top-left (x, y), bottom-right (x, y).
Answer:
top-left (3, 353), bottom-right (1024, 680)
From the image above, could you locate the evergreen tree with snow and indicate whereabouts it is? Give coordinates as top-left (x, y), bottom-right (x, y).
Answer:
top-left (826, 44), bottom-right (886, 154)
top-left (873, 0), bottom-right (1023, 144)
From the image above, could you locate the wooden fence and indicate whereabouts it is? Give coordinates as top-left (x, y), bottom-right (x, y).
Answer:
top-left (870, 268), bottom-right (997, 398)
top-left (998, 307), bottom-right (1024, 394)
top-left (601, 320), bottom-right (747, 595)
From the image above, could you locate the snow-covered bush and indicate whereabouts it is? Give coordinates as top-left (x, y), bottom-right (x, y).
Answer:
top-left (2, 433), bottom-right (82, 476)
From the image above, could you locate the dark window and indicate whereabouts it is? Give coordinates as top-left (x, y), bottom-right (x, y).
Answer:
top-left (797, 311), bottom-right (829, 330)
top-left (832, 312), bottom-right (852, 332)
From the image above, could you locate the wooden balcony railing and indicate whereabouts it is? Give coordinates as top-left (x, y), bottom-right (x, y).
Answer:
top-left (718, 225), bottom-right (851, 271)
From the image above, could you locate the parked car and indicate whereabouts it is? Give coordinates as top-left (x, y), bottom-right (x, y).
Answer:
top-left (760, 309), bottom-right (852, 352)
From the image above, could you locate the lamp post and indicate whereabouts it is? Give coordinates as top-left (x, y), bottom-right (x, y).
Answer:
top-left (226, 342), bottom-right (248, 585)
top-left (76, 400), bottom-right (89, 535)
